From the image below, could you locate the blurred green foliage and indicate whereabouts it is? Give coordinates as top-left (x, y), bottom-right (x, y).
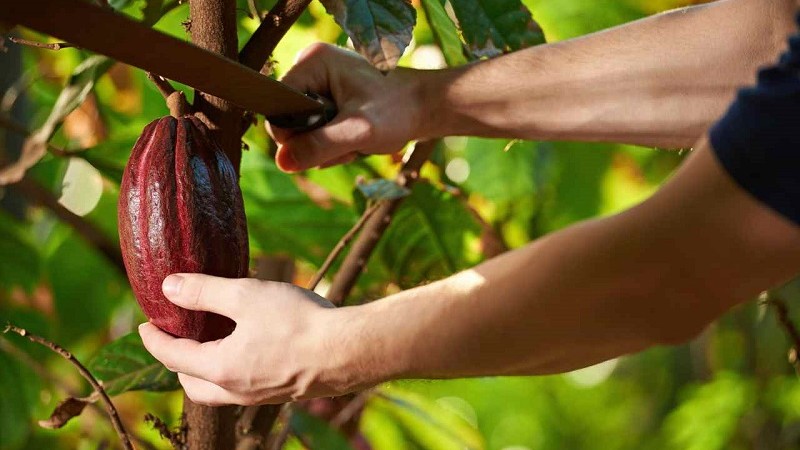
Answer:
top-left (2, 0), bottom-right (800, 449)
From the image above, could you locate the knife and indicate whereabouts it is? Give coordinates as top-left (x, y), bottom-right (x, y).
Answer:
top-left (0, 0), bottom-right (337, 131)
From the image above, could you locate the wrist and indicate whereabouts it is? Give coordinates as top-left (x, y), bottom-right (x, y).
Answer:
top-left (397, 67), bottom-right (463, 141)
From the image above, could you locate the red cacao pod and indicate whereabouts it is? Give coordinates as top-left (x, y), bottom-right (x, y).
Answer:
top-left (118, 115), bottom-right (248, 342)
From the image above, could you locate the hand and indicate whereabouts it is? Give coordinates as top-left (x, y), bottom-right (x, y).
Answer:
top-left (268, 43), bottom-right (435, 172)
top-left (138, 274), bottom-right (359, 406)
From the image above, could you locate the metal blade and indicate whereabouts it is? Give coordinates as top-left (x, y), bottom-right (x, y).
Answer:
top-left (0, 0), bottom-right (323, 117)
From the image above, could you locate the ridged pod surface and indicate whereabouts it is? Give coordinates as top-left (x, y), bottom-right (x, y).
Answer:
top-left (118, 115), bottom-right (248, 342)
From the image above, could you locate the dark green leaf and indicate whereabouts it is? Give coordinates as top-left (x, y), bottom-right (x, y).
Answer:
top-left (420, 0), bottom-right (469, 66)
top-left (357, 179), bottom-right (411, 201)
top-left (0, 213), bottom-right (41, 292)
top-left (369, 182), bottom-right (481, 289)
top-left (240, 151), bottom-right (358, 266)
top-left (88, 332), bottom-right (179, 396)
top-left (47, 229), bottom-right (127, 343)
top-left (0, 352), bottom-right (31, 448)
top-left (372, 388), bottom-right (484, 450)
top-left (320, 0), bottom-right (416, 71)
top-left (290, 409), bottom-right (354, 450)
top-left (449, 0), bottom-right (545, 57)
top-left (461, 138), bottom-right (539, 203)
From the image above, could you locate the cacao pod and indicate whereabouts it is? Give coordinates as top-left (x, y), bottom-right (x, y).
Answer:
top-left (118, 115), bottom-right (248, 342)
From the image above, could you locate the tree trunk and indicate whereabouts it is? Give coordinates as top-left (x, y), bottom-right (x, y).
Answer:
top-left (183, 0), bottom-right (243, 448)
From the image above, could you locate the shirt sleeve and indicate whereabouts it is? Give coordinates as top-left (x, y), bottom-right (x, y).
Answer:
top-left (709, 14), bottom-right (800, 226)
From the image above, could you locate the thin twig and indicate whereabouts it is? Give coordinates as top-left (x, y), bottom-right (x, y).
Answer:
top-left (8, 36), bottom-right (73, 51)
top-left (268, 405), bottom-right (293, 450)
top-left (144, 413), bottom-right (185, 450)
top-left (330, 390), bottom-right (373, 429)
top-left (3, 325), bottom-right (134, 450)
top-left (327, 140), bottom-right (438, 305)
top-left (307, 203), bottom-right (381, 291)
top-left (146, 73), bottom-right (177, 99)
top-left (1, 71), bottom-right (37, 114)
top-left (247, 0), bottom-right (262, 22)
top-left (765, 293), bottom-right (800, 374)
top-left (0, 339), bottom-right (157, 449)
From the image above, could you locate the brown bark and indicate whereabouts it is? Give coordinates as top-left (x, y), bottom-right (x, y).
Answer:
top-left (238, 0), bottom-right (311, 73)
top-left (183, 0), bottom-right (243, 448)
top-left (189, 0), bottom-right (243, 171)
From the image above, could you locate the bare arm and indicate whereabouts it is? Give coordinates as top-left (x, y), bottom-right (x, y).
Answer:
top-left (271, 0), bottom-right (796, 171)
top-left (430, 0), bottom-right (796, 148)
top-left (344, 141), bottom-right (800, 380)
top-left (138, 138), bottom-right (800, 404)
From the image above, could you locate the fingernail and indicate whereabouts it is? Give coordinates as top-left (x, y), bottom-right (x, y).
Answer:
top-left (279, 148), bottom-right (301, 172)
top-left (162, 275), bottom-right (184, 297)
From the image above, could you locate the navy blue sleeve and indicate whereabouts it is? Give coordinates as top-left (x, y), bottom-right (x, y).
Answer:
top-left (709, 14), bottom-right (800, 226)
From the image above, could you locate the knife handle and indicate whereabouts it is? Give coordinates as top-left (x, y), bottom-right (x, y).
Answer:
top-left (267, 93), bottom-right (338, 132)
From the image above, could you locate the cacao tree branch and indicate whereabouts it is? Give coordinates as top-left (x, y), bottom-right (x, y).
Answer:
top-left (3, 325), bottom-right (134, 450)
top-left (327, 140), bottom-right (437, 305)
top-left (238, 0), bottom-right (311, 73)
top-left (270, 141), bottom-right (438, 450)
top-left (307, 203), bottom-right (381, 291)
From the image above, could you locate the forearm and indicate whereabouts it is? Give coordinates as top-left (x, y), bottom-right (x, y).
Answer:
top-left (337, 144), bottom-right (800, 384)
top-left (420, 0), bottom-right (795, 148)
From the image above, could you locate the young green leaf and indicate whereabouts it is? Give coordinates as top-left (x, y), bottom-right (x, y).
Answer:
top-left (420, 0), bottom-right (469, 66)
top-left (357, 178), bottom-right (411, 201)
top-left (449, 0), bottom-right (545, 57)
top-left (320, 0), bottom-right (416, 71)
top-left (87, 332), bottom-right (179, 396)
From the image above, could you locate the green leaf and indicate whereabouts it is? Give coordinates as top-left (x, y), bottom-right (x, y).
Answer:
top-left (240, 151), bottom-right (358, 266)
top-left (420, 0), bottom-right (469, 66)
top-left (357, 179), bottom-right (411, 201)
top-left (369, 182), bottom-right (481, 289)
top-left (372, 388), bottom-right (485, 450)
top-left (461, 139), bottom-right (539, 203)
top-left (0, 352), bottom-right (31, 449)
top-left (320, 0), bottom-right (416, 71)
top-left (449, 0), bottom-right (545, 57)
top-left (47, 230), bottom-right (127, 343)
top-left (88, 332), bottom-right (179, 396)
top-left (0, 213), bottom-right (41, 292)
top-left (0, 56), bottom-right (114, 185)
top-left (290, 410), bottom-right (354, 450)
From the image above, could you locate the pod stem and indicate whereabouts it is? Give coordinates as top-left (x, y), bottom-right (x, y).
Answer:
top-left (167, 91), bottom-right (190, 118)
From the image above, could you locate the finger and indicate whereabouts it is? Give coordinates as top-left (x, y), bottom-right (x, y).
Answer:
top-left (280, 43), bottom-right (337, 95)
top-left (275, 115), bottom-right (373, 172)
top-left (319, 152), bottom-right (358, 169)
top-left (265, 121), bottom-right (295, 145)
top-left (138, 323), bottom-right (221, 378)
top-left (162, 273), bottom-right (247, 319)
top-left (179, 373), bottom-right (250, 407)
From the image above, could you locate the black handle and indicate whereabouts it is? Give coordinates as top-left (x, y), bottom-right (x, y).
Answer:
top-left (266, 93), bottom-right (338, 132)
